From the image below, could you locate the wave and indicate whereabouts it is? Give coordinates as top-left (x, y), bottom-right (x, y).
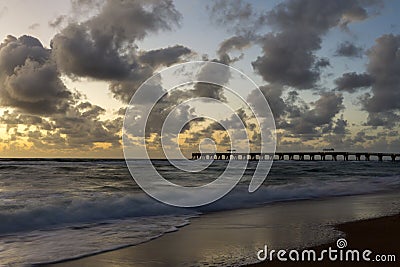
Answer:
top-left (0, 194), bottom-right (194, 235)
top-left (1, 175), bottom-right (399, 235)
top-left (0, 216), bottom-right (193, 266)
top-left (208, 174), bottom-right (400, 210)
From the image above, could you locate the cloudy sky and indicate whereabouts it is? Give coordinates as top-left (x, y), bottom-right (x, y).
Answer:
top-left (0, 0), bottom-right (399, 158)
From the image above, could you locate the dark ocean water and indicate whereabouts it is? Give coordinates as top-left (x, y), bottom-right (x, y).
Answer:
top-left (0, 159), bottom-right (399, 266)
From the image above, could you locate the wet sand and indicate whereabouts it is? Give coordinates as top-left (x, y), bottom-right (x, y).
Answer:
top-left (249, 214), bottom-right (400, 266)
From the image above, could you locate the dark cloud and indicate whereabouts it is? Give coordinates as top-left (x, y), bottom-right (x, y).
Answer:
top-left (0, 111), bottom-right (45, 131)
top-left (208, 0), bottom-right (266, 35)
top-left (218, 35), bottom-right (251, 56)
top-left (332, 116), bottom-right (348, 135)
top-left (50, 0), bottom-right (192, 104)
top-left (209, 0), bottom-right (381, 89)
top-left (252, 31), bottom-right (325, 89)
top-left (108, 66), bottom-right (154, 103)
top-left (191, 60), bottom-right (231, 101)
top-left (51, 102), bottom-right (121, 148)
top-left (360, 34), bottom-right (400, 126)
top-left (110, 45), bottom-right (192, 103)
top-left (334, 72), bottom-right (374, 92)
top-left (302, 92), bottom-right (344, 126)
top-left (285, 92), bottom-right (344, 135)
top-left (363, 111), bottom-right (400, 128)
top-left (0, 35), bottom-right (71, 115)
top-left (335, 41), bottom-right (364, 57)
top-left (0, 32), bottom-right (124, 151)
top-left (138, 45), bottom-right (192, 68)
top-left (51, 0), bottom-right (182, 80)
top-left (247, 83), bottom-right (345, 138)
top-left (51, 23), bottom-right (133, 80)
top-left (247, 84), bottom-right (286, 121)
top-left (217, 35), bottom-right (252, 63)
top-left (277, 91), bottom-right (344, 137)
top-left (252, 0), bottom-right (382, 89)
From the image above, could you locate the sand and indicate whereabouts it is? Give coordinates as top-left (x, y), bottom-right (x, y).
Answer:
top-left (249, 214), bottom-right (400, 267)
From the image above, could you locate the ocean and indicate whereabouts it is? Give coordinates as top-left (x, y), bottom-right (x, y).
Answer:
top-left (0, 159), bottom-right (400, 266)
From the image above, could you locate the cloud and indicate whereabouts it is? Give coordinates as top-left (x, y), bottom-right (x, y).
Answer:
top-left (191, 60), bottom-right (231, 101)
top-left (0, 35), bottom-right (71, 115)
top-left (252, 31), bottom-right (325, 89)
top-left (138, 45), bottom-right (192, 68)
top-left (1, 99), bottom-right (123, 151)
top-left (50, 0), bottom-right (192, 104)
top-left (217, 35), bottom-right (252, 63)
top-left (360, 34), bottom-right (400, 126)
top-left (335, 41), bottom-right (364, 57)
top-left (247, 83), bottom-right (345, 138)
top-left (208, 0), bottom-right (266, 35)
top-left (0, 32), bottom-right (123, 151)
top-left (109, 44), bottom-right (192, 103)
top-left (49, 15), bottom-right (67, 28)
top-left (247, 84), bottom-right (286, 121)
top-left (252, 0), bottom-right (382, 89)
top-left (51, 0), bottom-right (182, 80)
top-left (286, 92), bottom-right (344, 135)
top-left (334, 72), bottom-right (374, 92)
top-left (28, 23), bottom-right (40, 30)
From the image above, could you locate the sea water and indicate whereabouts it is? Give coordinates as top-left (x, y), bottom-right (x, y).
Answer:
top-left (0, 159), bottom-right (399, 266)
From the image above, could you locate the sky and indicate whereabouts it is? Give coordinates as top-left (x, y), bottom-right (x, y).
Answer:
top-left (0, 0), bottom-right (400, 158)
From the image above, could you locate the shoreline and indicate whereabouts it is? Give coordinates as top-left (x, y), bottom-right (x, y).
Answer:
top-left (44, 191), bottom-right (400, 267)
top-left (248, 214), bottom-right (399, 266)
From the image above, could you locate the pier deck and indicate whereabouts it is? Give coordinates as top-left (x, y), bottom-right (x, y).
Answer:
top-left (191, 152), bottom-right (400, 161)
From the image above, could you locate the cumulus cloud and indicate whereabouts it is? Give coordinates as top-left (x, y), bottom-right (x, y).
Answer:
top-left (247, 84), bottom-right (286, 121)
top-left (360, 34), bottom-right (400, 126)
top-left (251, 0), bottom-right (382, 89)
top-left (335, 41), bottom-right (364, 57)
top-left (51, 0), bottom-right (182, 80)
top-left (217, 35), bottom-right (252, 63)
top-left (138, 45), bottom-right (192, 68)
top-left (1, 98), bottom-right (123, 151)
top-left (284, 92), bottom-right (344, 135)
top-left (334, 72), bottom-right (374, 92)
top-left (247, 84), bottom-right (345, 138)
top-left (50, 0), bottom-right (192, 105)
top-left (210, 0), bottom-right (384, 89)
top-left (0, 35), bottom-right (71, 114)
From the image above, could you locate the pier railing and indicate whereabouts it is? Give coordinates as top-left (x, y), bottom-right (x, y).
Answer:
top-left (191, 152), bottom-right (400, 161)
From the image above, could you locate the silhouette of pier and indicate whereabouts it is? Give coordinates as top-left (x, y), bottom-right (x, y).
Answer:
top-left (191, 152), bottom-right (400, 161)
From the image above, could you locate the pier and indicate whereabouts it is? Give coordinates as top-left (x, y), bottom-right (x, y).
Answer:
top-left (191, 152), bottom-right (400, 161)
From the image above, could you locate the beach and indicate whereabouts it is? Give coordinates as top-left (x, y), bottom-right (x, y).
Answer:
top-left (45, 191), bottom-right (400, 267)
